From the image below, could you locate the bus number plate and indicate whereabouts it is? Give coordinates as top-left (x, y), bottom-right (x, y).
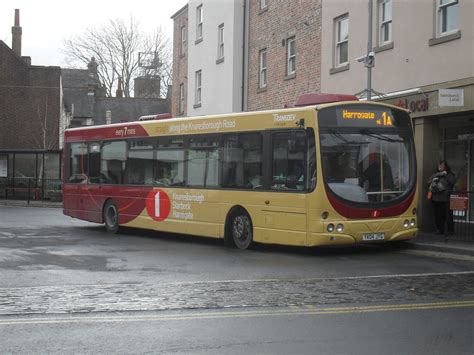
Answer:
top-left (362, 233), bottom-right (385, 241)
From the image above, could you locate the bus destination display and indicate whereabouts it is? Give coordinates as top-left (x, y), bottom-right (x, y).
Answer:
top-left (336, 108), bottom-right (396, 128)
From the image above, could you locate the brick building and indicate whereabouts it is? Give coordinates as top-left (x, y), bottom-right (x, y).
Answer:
top-left (171, 5), bottom-right (189, 117)
top-left (246, 0), bottom-right (322, 111)
top-left (0, 9), bottom-right (63, 188)
top-left (0, 42), bottom-right (62, 150)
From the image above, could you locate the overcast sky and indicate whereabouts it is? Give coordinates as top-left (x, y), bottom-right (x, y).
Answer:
top-left (0, 0), bottom-right (188, 67)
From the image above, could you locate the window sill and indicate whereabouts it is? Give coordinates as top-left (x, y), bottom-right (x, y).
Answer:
top-left (284, 73), bottom-right (296, 81)
top-left (258, 7), bottom-right (268, 15)
top-left (216, 57), bottom-right (224, 65)
top-left (329, 63), bottom-right (349, 75)
top-left (429, 30), bottom-right (461, 46)
top-left (195, 37), bottom-right (203, 45)
top-left (193, 103), bottom-right (202, 109)
top-left (257, 86), bottom-right (267, 93)
top-left (374, 42), bottom-right (394, 53)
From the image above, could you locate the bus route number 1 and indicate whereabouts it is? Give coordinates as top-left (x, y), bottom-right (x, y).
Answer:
top-left (146, 189), bottom-right (171, 221)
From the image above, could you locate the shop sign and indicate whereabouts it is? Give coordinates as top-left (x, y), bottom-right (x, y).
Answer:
top-left (393, 97), bottom-right (429, 113)
top-left (439, 89), bottom-right (464, 107)
top-left (450, 193), bottom-right (469, 211)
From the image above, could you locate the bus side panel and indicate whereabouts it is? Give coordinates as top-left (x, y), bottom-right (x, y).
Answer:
top-left (98, 185), bottom-right (152, 225)
top-left (122, 189), bottom-right (307, 247)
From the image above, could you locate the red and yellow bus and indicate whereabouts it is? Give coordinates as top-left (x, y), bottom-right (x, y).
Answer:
top-left (63, 98), bottom-right (418, 249)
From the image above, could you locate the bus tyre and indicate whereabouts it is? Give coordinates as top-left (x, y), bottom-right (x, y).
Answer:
top-left (104, 200), bottom-right (120, 234)
top-left (229, 210), bottom-right (253, 250)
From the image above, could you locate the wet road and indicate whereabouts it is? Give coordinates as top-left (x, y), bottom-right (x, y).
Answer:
top-left (0, 206), bottom-right (473, 354)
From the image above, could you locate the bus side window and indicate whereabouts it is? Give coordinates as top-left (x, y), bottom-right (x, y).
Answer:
top-left (126, 139), bottom-right (154, 185)
top-left (271, 131), bottom-right (306, 191)
top-left (155, 139), bottom-right (185, 186)
top-left (88, 142), bottom-right (101, 184)
top-left (68, 143), bottom-right (88, 184)
top-left (307, 128), bottom-right (316, 191)
top-left (188, 137), bottom-right (220, 188)
top-left (101, 141), bottom-right (127, 184)
top-left (223, 133), bottom-right (263, 189)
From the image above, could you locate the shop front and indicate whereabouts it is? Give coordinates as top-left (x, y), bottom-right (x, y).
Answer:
top-left (377, 77), bottom-right (474, 233)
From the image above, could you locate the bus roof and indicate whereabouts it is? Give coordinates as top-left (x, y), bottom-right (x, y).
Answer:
top-left (64, 101), bottom-right (409, 142)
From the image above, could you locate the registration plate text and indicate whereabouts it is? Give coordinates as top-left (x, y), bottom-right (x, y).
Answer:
top-left (362, 233), bottom-right (385, 241)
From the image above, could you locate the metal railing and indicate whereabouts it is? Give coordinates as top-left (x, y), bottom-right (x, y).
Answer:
top-left (0, 177), bottom-right (62, 203)
top-left (449, 191), bottom-right (473, 242)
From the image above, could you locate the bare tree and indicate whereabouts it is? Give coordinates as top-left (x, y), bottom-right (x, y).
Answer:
top-left (30, 102), bottom-right (58, 151)
top-left (29, 101), bottom-right (59, 181)
top-left (62, 17), bottom-right (171, 98)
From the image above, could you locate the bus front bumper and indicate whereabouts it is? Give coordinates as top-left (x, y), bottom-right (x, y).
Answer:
top-left (308, 228), bottom-right (418, 247)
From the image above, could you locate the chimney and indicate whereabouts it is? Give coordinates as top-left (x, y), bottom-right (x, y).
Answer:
top-left (116, 76), bottom-right (123, 98)
top-left (87, 57), bottom-right (98, 78)
top-left (11, 9), bottom-right (22, 56)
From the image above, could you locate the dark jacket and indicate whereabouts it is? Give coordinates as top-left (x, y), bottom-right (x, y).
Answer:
top-left (428, 171), bottom-right (456, 202)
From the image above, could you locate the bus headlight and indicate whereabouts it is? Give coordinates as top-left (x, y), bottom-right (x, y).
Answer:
top-left (403, 220), bottom-right (410, 228)
top-left (410, 219), bottom-right (416, 227)
top-left (336, 223), bottom-right (344, 232)
top-left (327, 224), bottom-right (335, 233)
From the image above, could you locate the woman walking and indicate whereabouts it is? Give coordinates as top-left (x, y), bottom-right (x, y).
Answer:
top-left (427, 160), bottom-right (456, 234)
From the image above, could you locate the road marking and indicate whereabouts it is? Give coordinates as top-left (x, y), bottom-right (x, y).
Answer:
top-left (0, 300), bottom-right (473, 326)
top-left (400, 249), bottom-right (474, 262)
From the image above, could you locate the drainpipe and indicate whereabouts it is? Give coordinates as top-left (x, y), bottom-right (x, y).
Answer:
top-left (241, 0), bottom-right (248, 112)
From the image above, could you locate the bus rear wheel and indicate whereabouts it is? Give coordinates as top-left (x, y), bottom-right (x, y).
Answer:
top-left (228, 210), bottom-right (253, 250)
top-left (104, 200), bottom-right (120, 234)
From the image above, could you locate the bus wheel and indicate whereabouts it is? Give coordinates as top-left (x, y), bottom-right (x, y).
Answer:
top-left (229, 210), bottom-right (253, 250)
top-left (104, 200), bottom-right (120, 234)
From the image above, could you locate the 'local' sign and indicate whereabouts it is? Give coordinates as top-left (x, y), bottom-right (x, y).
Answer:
top-left (439, 89), bottom-right (464, 107)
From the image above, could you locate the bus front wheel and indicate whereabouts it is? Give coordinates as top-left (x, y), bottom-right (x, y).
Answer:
top-left (104, 200), bottom-right (120, 234)
top-left (227, 209), bottom-right (253, 250)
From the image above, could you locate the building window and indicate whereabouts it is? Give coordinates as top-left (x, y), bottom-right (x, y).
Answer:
top-left (195, 70), bottom-right (202, 106)
top-left (258, 49), bottom-right (267, 89)
top-left (335, 15), bottom-right (349, 67)
top-left (196, 5), bottom-right (203, 41)
top-left (217, 23), bottom-right (224, 61)
top-left (180, 25), bottom-right (187, 56)
top-left (286, 37), bottom-right (296, 76)
top-left (437, 0), bottom-right (459, 35)
top-left (179, 83), bottom-right (185, 114)
top-left (259, 0), bottom-right (268, 11)
top-left (379, 0), bottom-right (392, 44)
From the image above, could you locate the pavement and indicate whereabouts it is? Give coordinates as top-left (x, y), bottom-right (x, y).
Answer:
top-left (0, 198), bottom-right (473, 256)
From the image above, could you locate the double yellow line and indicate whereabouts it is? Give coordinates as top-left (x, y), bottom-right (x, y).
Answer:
top-left (0, 300), bottom-right (473, 326)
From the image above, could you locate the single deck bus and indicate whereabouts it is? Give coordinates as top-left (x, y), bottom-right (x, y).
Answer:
top-left (63, 98), bottom-right (418, 249)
